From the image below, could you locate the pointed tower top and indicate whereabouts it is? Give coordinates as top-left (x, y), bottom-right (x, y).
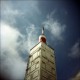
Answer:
top-left (42, 26), bottom-right (44, 34)
top-left (39, 26), bottom-right (46, 43)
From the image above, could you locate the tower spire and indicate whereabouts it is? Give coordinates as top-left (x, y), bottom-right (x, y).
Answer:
top-left (42, 26), bottom-right (44, 34)
top-left (39, 26), bottom-right (46, 43)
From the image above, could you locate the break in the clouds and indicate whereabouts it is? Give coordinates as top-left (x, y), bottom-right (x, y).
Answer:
top-left (43, 11), bottom-right (66, 41)
top-left (69, 41), bottom-right (80, 58)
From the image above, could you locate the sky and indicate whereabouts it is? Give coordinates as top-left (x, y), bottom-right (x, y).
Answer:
top-left (0, 0), bottom-right (80, 80)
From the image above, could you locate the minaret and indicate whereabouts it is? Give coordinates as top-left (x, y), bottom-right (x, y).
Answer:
top-left (25, 27), bottom-right (57, 80)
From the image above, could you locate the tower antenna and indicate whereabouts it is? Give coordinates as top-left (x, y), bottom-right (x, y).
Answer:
top-left (42, 26), bottom-right (44, 34)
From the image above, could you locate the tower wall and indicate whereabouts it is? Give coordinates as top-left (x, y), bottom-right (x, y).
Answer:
top-left (25, 42), bottom-right (56, 80)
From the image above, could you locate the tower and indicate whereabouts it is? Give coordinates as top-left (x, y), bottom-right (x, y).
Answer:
top-left (25, 27), bottom-right (57, 80)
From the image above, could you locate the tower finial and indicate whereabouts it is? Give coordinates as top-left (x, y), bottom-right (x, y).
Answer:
top-left (39, 26), bottom-right (46, 43)
top-left (42, 26), bottom-right (44, 34)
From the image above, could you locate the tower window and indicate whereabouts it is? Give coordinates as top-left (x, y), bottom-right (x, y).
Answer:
top-left (42, 61), bottom-right (46, 68)
top-left (37, 51), bottom-right (40, 56)
top-left (51, 55), bottom-right (53, 57)
top-left (27, 68), bottom-right (30, 74)
top-left (29, 63), bottom-right (31, 67)
top-left (52, 68), bottom-right (55, 74)
top-left (42, 71), bottom-right (47, 78)
top-left (30, 56), bottom-right (32, 62)
top-left (27, 76), bottom-right (30, 80)
top-left (36, 61), bottom-right (39, 68)
top-left (30, 74), bottom-right (33, 80)
top-left (47, 75), bottom-right (52, 80)
top-left (31, 61), bottom-right (34, 65)
top-left (33, 71), bottom-right (39, 78)
top-left (31, 64), bottom-right (35, 72)
top-left (46, 65), bottom-right (51, 72)
top-left (33, 52), bottom-right (37, 60)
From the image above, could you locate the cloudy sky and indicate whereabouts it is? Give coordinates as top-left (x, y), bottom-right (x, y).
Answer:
top-left (0, 0), bottom-right (80, 80)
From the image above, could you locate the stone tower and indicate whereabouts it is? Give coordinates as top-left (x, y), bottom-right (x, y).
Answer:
top-left (25, 27), bottom-right (57, 80)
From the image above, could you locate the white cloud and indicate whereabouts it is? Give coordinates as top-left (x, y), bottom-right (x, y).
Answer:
top-left (0, 1), bottom-right (67, 79)
top-left (0, 21), bottom-right (38, 79)
top-left (69, 71), bottom-right (80, 80)
top-left (1, 1), bottom-right (40, 79)
top-left (21, 24), bottom-right (38, 52)
top-left (1, 1), bottom-right (24, 25)
top-left (26, 24), bottom-right (38, 50)
top-left (69, 41), bottom-right (80, 58)
top-left (1, 22), bottom-right (26, 80)
top-left (1, 22), bottom-right (22, 50)
top-left (43, 11), bottom-right (66, 40)
top-left (1, 1), bottom-right (40, 25)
